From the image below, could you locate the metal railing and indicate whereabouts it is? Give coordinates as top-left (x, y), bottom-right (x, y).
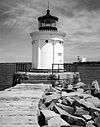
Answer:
top-left (52, 63), bottom-right (73, 75)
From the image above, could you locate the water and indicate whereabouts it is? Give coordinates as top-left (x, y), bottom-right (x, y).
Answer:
top-left (0, 83), bottom-right (48, 127)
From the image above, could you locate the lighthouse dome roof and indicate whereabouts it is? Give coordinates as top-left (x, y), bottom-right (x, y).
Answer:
top-left (38, 9), bottom-right (58, 21)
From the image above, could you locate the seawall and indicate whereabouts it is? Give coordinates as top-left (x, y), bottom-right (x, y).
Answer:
top-left (65, 62), bottom-right (100, 85)
top-left (0, 62), bottom-right (31, 90)
top-left (0, 61), bottom-right (100, 90)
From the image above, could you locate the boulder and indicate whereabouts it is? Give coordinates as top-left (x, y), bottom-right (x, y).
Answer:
top-left (54, 105), bottom-right (86, 126)
top-left (48, 101), bottom-right (56, 110)
top-left (48, 116), bottom-right (70, 127)
top-left (38, 83), bottom-right (100, 127)
top-left (74, 106), bottom-right (89, 116)
top-left (82, 115), bottom-right (92, 121)
top-left (37, 110), bottom-right (48, 127)
top-left (86, 120), bottom-right (96, 127)
top-left (85, 96), bottom-right (100, 108)
top-left (74, 98), bottom-right (100, 113)
top-left (40, 109), bottom-right (60, 120)
top-left (62, 91), bottom-right (83, 97)
top-left (56, 103), bottom-right (75, 114)
top-left (44, 92), bottom-right (61, 103)
top-left (65, 97), bottom-right (75, 105)
top-left (74, 82), bottom-right (86, 89)
top-left (38, 98), bottom-right (46, 109)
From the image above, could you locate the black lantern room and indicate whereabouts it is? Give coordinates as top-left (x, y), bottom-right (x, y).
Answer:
top-left (38, 9), bottom-right (58, 31)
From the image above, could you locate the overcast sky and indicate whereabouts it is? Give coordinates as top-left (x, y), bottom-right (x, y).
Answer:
top-left (0, 0), bottom-right (100, 63)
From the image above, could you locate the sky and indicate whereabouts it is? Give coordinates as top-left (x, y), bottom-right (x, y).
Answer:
top-left (0, 0), bottom-right (100, 63)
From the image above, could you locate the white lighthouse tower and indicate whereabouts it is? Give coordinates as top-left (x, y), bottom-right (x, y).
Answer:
top-left (30, 8), bottom-right (66, 69)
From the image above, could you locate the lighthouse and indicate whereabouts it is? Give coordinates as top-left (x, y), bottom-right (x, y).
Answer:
top-left (30, 8), bottom-right (66, 69)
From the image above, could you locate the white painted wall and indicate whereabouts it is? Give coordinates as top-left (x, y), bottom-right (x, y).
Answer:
top-left (32, 41), bottom-right (38, 68)
top-left (53, 42), bottom-right (64, 69)
top-left (40, 42), bottom-right (53, 69)
top-left (30, 31), bottom-right (66, 69)
top-left (54, 42), bottom-right (64, 63)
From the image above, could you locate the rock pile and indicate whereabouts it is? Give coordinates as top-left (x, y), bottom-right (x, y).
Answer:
top-left (37, 81), bottom-right (100, 127)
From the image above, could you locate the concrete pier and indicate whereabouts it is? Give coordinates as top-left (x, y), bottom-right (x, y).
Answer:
top-left (0, 83), bottom-right (46, 127)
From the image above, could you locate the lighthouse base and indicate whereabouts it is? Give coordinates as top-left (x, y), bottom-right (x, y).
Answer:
top-left (30, 68), bottom-right (64, 73)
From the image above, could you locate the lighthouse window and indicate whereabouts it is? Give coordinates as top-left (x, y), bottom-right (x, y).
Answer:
top-left (52, 22), bottom-right (56, 27)
top-left (45, 40), bottom-right (48, 43)
top-left (45, 23), bottom-right (50, 26)
top-left (59, 41), bottom-right (63, 44)
top-left (40, 20), bottom-right (57, 27)
top-left (58, 53), bottom-right (62, 56)
top-left (41, 23), bottom-right (45, 27)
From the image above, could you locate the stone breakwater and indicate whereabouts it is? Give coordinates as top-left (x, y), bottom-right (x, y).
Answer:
top-left (0, 83), bottom-right (48, 127)
top-left (38, 83), bottom-right (100, 127)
